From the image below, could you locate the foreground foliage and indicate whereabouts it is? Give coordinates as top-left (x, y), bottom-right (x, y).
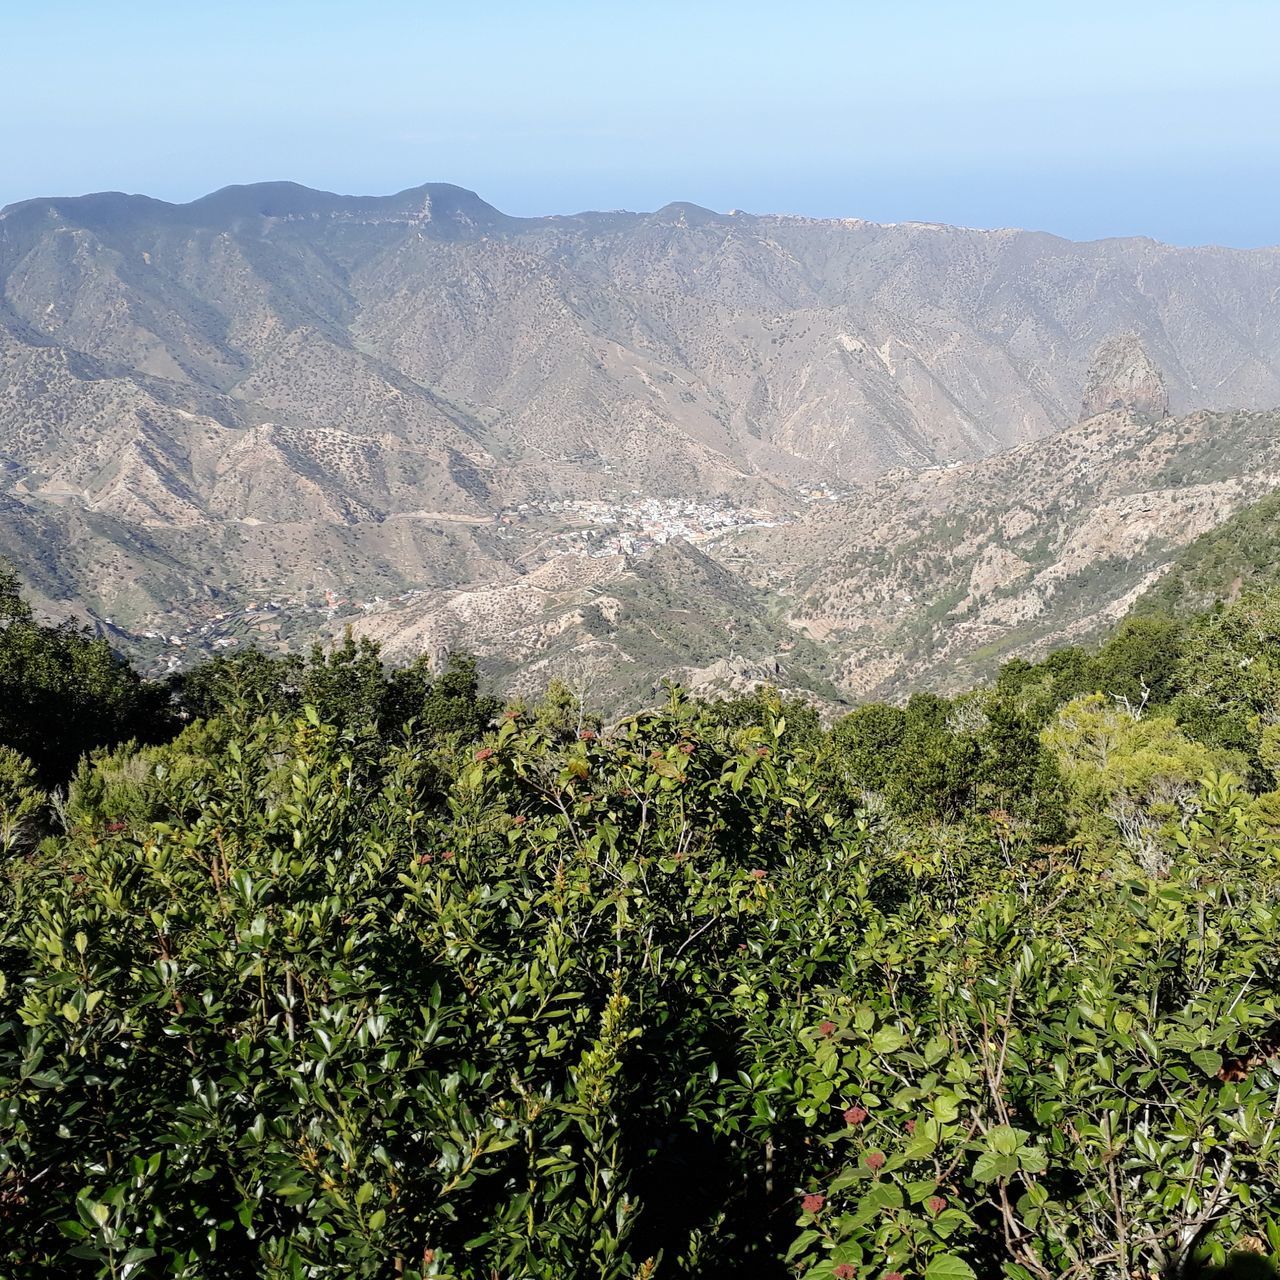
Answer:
top-left (1, 578), bottom-right (1279, 1278)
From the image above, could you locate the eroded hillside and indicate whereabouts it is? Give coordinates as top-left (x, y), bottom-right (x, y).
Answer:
top-left (4, 180), bottom-right (1280, 705)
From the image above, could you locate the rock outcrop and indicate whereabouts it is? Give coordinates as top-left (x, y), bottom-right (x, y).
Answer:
top-left (1080, 335), bottom-right (1170, 421)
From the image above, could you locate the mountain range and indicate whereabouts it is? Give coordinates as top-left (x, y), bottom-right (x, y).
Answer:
top-left (3, 180), bottom-right (1280, 707)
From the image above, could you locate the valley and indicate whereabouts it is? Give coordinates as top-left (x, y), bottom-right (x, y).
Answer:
top-left (4, 180), bottom-right (1280, 710)
top-left (10, 6), bottom-right (1280, 1276)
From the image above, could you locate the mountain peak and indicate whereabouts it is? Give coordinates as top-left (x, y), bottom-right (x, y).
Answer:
top-left (380, 182), bottom-right (514, 230)
top-left (651, 201), bottom-right (723, 227)
top-left (186, 180), bottom-right (513, 233)
top-left (5, 178), bottom-right (1280, 710)
top-left (1, 180), bottom-right (512, 237)
top-left (186, 180), bottom-right (344, 220)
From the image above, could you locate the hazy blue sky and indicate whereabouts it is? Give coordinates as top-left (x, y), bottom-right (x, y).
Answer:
top-left (6, 0), bottom-right (1278, 245)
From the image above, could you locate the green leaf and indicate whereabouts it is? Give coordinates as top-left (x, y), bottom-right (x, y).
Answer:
top-left (650, 755), bottom-right (684, 780)
top-left (851, 1179), bottom-right (905, 1226)
top-left (785, 1228), bottom-right (822, 1260)
top-left (931, 1091), bottom-right (961, 1122)
top-left (1189, 1048), bottom-right (1223, 1077)
top-left (871, 1026), bottom-right (907, 1054)
top-left (973, 1151), bottom-right (1019, 1182)
top-left (907, 1179), bottom-right (939, 1203)
top-left (988, 1125), bottom-right (1021, 1155)
top-left (924, 1254), bottom-right (977, 1280)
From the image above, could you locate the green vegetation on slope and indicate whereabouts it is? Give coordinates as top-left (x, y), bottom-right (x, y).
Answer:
top-left (1, 569), bottom-right (1279, 1279)
top-left (1135, 488), bottom-right (1280, 618)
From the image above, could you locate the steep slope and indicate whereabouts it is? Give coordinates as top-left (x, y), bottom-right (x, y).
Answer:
top-left (1080, 333), bottom-right (1170, 420)
top-left (350, 540), bottom-right (846, 715)
top-left (1130, 487), bottom-right (1280, 617)
top-left (4, 181), bottom-right (1280, 507)
top-left (5, 180), bottom-right (1280, 702)
top-left (729, 408), bottom-right (1280, 699)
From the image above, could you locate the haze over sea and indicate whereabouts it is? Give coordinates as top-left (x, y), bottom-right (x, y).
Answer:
top-left (4, 0), bottom-right (1279, 246)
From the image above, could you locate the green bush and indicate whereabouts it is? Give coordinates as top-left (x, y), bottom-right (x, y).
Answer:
top-left (1, 575), bottom-right (1279, 1278)
top-left (1, 687), bottom-right (1277, 1278)
top-left (0, 746), bottom-right (44, 858)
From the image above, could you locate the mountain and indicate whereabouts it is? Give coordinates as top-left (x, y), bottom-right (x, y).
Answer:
top-left (728, 407), bottom-right (1280, 699)
top-left (338, 401), bottom-right (1280, 709)
top-left (350, 538), bottom-right (847, 711)
top-left (1079, 333), bottom-right (1170, 421)
top-left (4, 179), bottom-right (1280, 704)
top-left (1130, 487), bottom-right (1280, 618)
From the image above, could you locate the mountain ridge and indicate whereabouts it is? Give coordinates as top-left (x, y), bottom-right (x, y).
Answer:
top-left (5, 180), bottom-right (1280, 252)
top-left (5, 178), bottom-right (1280, 706)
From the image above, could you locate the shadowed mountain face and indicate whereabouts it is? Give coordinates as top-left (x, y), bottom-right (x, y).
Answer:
top-left (3, 180), bottom-right (1280, 704)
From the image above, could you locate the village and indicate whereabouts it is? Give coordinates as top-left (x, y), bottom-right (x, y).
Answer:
top-left (504, 495), bottom-right (786, 558)
top-left (122, 500), bottom-right (772, 666)
top-left (121, 580), bottom-right (445, 672)
top-left (111, 486), bottom-right (850, 670)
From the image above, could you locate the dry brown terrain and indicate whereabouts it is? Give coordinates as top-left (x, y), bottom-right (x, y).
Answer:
top-left (3, 180), bottom-right (1280, 705)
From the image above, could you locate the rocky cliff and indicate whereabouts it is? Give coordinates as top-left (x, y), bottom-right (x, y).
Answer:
top-left (1080, 334), bottom-right (1170, 420)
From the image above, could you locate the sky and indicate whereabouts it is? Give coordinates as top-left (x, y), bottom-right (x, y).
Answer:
top-left (5, 0), bottom-right (1279, 246)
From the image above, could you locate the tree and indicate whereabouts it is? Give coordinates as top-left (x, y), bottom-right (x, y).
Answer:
top-left (1093, 614), bottom-right (1185, 709)
top-left (885, 693), bottom-right (981, 822)
top-left (1173, 591), bottom-right (1280, 784)
top-left (0, 745), bottom-right (43, 856)
top-left (300, 630), bottom-right (388, 735)
top-left (411, 651), bottom-right (500, 741)
top-left (713, 685), bottom-right (825, 753)
top-left (170, 648), bottom-right (303, 722)
top-left (3, 592), bottom-right (1279, 1277)
top-left (976, 696), bottom-right (1048, 815)
top-left (0, 586), bottom-right (170, 784)
top-left (0, 561), bottom-right (33, 626)
top-left (1042, 692), bottom-right (1230, 861)
top-left (995, 646), bottom-right (1097, 725)
top-left (829, 702), bottom-right (906, 792)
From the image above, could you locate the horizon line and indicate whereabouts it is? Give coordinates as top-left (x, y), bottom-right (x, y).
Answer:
top-left (3, 178), bottom-right (1277, 254)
